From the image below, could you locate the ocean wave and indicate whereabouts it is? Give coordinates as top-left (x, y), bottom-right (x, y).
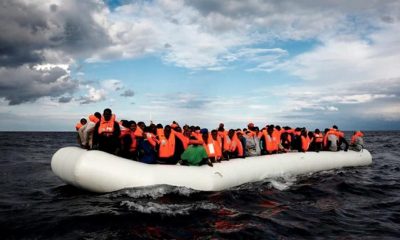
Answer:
top-left (120, 200), bottom-right (218, 216)
top-left (110, 185), bottom-right (198, 199)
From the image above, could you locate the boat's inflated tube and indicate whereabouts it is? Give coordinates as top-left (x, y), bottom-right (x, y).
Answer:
top-left (51, 147), bottom-right (372, 193)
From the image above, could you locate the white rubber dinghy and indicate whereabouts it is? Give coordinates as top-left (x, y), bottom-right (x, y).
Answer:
top-left (51, 147), bottom-right (372, 193)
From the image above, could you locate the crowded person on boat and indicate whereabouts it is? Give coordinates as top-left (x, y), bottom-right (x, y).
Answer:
top-left (75, 108), bottom-right (365, 167)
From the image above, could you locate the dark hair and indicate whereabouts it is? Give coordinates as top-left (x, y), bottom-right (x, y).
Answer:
top-left (103, 108), bottom-right (112, 114)
top-left (94, 112), bottom-right (101, 119)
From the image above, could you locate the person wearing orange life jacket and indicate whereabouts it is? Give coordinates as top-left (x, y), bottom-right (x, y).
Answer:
top-left (332, 125), bottom-right (349, 151)
top-left (136, 126), bottom-right (157, 164)
top-left (350, 130), bottom-right (364, 152)
top-left (262, 126), bottom-right (279, 154)
top-left (210, 130), bottom-right (223, 161)
top-left (172, 126), bottom-right (189, 149)
top-left (217, 125), bottom-right (230, 160)
top-left (93, 108), bottom-right (121, 154)
top-left (324, 127), bottom-right (339, 151)
top-left (200, 129), bottom-right (221, 163)
top-left (312, 129), bottom-right (324, 152)
top-left (227, 130), bottom-right (244, 159)
top-left (156, 125), bottom-right (184, 164)
top-left (76, 118), bottom-right (87, 147)
top-left (280, 126), bottom-right (292, 151)
top-left (79, 112), bottom-right (101, 149)
top-left (118, 120), bottom-right (133, 158)
top-left (300, 130), bottom-right (311, 152)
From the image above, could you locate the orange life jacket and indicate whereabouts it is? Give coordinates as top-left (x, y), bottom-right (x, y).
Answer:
top-left (156, 128), bottom-right (164, 138)
top-left (119, 127), bottom-right (131, 138)
top-left (98, 114), bottom-right (116, 136)
top-left (223, 132), bottom-right (232, 152)
top-left (230, 134), bottom-right (244, 157)
top-left (314, 133), bottom-right (324, 143)
top-left (203, 135), bottom-right (222, 159)
top-left (134, 127), bottom-right (143, 137)
top-left (159, 132), bottom-right (176, 158)
top-left (323, 129), bottom-right (338, 146)
top-left (351, 131), bottom-right (364, 145)
top-left (272, 129), bottom-right (282, 143)
top-left (75, 122), bottom-right (83, 131)
top-left (146, 132), bottom-right (158, 147)
top-left (172, 130), bottom-right (188, 149)
top-left (129, 132), bottom-right (137, 152)
top-left (264, 133), bottom-right (278, 153)
top-left (301, 136), bottom-right (310, 151)
top-left (88, 115), bottom-right (99, 123)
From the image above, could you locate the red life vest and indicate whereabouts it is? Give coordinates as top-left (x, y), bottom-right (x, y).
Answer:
top-left (173, 130), bottom-right (189, 149)
top-left (351, 131), bottom-right (364, 145)
top-left (129, 132), bottom-right (137, 152)
top-left (324, 129), bottom-right (337, 147)
top-left (98, 114), bottom-right (116, 136)
top-left (230, 134), bottom-right (244, 157)
top-left (75, 122), bottom-right (83, 131)
top-left (314, 133), bottom-right (324, 143)
top-left (264, 133), bottom-right (278, 153)
top-left (145, 132), bottom-right (158, 147)
top-left (203, 135), bottom-right (222, 159)
top-left (159, 132), bottom-right (176, 158)
top-left (88, 115), bottom-right (99, 124)
top-left (301, 136), bottom-right (310, 151)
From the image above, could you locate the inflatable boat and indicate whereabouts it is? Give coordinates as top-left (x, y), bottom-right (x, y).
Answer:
top-left (51, 147), bottom-right (372, 193)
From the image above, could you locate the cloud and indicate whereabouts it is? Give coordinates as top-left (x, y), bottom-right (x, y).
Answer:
top-left (120, 89), bottom-right (134, 97)
top-left (0, 65), bottom-right (78, 105)
top-left (79, 87), bottom-right (106, 104)
top-left (101, 79), bottom-right (123, 91)
top-left (58, 96), bottom-right (73, 103)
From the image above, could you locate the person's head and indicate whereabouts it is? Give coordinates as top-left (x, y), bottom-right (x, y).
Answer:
top-left (103, 108), bottom-right (112, 121)
top-left (211, 129), bottom-right (218, 140)
top-left (308, 131), bottom-right (314, 138)
top-left (80, 118), bottom-right (87, 125)
top-left (219, 123), bottom-right (224, 128)
top-left (301, 129), bottom-right (307, 137)
top-left (137, 121), bottom-right (146, 130)
top-left (156, 123), bottom-right (163, 129)
top-left (175, 126), bottom-right (182, 133)
top-left (315, 129), bottom-right (320, 134)
top-left (275, 125), bottom-right (281, 131)
top-left (324, 128), bottom-right (329, 134)
top-left (200, 128), bottom-right (209, 140)
top-left (267, 125), bottom-right (274, 135)
top-left (332, 125), bottom-right (338, 130)
top-left (129, 121), bottom-right (137, 131)
top-left (183, 124), bottom-right (189, 131)
top-left (94, 112), bottom-right (101, 120)
top-left (228, 129), bottom-right (235, 138)
top-left (184, 129), bottom-right (192, 137)
top-left (164, 125), bottom-right (171, 138)
top-left (121, 120), bottom-right (130, 128)
top-left (254, 127), bottom-right (260, 134)
top-left (236, 131), bottom-right (243, 138)
top-left (248, 122), bottom-right (255, 130)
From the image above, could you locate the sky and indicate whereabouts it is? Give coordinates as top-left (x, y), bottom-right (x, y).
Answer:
top-left (0, 0), bottom-right (399, 131)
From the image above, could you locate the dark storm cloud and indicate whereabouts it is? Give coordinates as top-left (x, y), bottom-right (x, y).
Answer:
top-left (120, 89), bottom-right (135, 97)
top-left (0, 66), bottom-right (78, 105)
top-left (0, 0), bottom-right (111, 67)
top-left (58, 96), bottom-right (73, 103)
top-left (0, 0), bottom-right (112, 105)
